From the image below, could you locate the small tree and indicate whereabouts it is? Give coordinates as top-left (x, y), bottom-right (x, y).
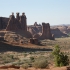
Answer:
top-left (52, 45), bottom-right (69, 67)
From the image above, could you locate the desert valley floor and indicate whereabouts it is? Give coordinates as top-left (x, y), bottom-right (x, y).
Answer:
top-left (0, 37), bottom-right (70, 70)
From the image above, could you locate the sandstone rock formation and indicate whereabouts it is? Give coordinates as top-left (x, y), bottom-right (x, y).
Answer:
top-left (30, 38), bottom-right (39, 45)
top-left (33, 33), bottom-right (41, 39)
top-left (6, 12), bottom-right (27, 31)
top-left (51, 28), bottom-right (68, 38)
top-left (34, 22), bottom-right (41, 26)
top-left (34, 22), bottom-right (38, 26)
top-left (19, 13), bottom-right (27, 31)
top-left (40, 23), bottom-right (54, 40)
top-left (28, 23), bottom-right (54, 40)
top-left (5, 13), bottom-right (32, 38)
top-left (6, 13), bottom-right (19, 31)
top-left (0, 12), bottom-right (69, 39)
top-left (0, 17), bottom-right (9, 29)
top-left (28, 27), bottom-right (37, 35)
top-left (28, 26), bottom-right (42, 37)
top-left (28, 24), bottom-right (68, 38)
top-left (4, 31), bottom-right (29, 44)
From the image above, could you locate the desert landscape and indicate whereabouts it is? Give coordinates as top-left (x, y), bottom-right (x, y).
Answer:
top-left (0, 12), bottom-right (70, 70)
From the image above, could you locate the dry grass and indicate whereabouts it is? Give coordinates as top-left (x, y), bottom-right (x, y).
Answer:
top-left (0, 37), bottom-right (70, 68)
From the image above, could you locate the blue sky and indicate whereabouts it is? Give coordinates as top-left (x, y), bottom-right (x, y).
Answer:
top-left (0, 0), bottom-right (70, 25)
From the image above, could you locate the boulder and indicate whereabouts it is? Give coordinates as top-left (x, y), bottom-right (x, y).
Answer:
top-left (30, 38), bottom-right (39, 45)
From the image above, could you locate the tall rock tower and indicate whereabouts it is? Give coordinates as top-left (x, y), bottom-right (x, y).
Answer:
top-left (6, 13), bottom-right (17, 31)
top-left (19, 13), bottom-right (27, 31)
top-left (5, 12), bottom-right (32, 38)
top-left (6, 12), bottom-right (27, 31)
top-left (16, 12), bottom-right (20, 20)
top-left (40, 23), bottom-right (54, 40)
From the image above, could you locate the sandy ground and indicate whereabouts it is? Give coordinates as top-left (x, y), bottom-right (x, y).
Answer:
top-left (0, 65), bottom-right (69, 70)
top-left (0, 67), bottom-right (69, 70)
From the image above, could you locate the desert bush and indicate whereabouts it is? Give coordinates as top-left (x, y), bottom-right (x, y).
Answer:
top-left (23, 53), bottom-right (27, 57)
top-left (21, 63), bottom-right (29, 69)
top-left (52, 45), bottom-right (69, 67)
top-left (8, 55), bottom-right (14, 59)
top-left (30, 56), bottom-right (34, 61)
top-left (33, 56), bottom-right (48, 68)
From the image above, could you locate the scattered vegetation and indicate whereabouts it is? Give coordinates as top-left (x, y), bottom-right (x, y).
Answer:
top-left (0, 37), bottom-right (70, 68)
top-left (52, 45), bottom-right (69, 67)
top-left (21, 63), bottom-right (29, 69)
top-left (33, 56), bottom-right (48, 68)
top-left (30, 56), bottom-right (35, 62)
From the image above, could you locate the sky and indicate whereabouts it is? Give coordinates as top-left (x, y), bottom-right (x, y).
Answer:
top-left (0, 0), bottom-right (70, 25)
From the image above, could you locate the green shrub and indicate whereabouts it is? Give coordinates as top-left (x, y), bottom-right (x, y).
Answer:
top-left (33, 56), bottom-right (48, 68)
top-left (23, 53), bottom-right (27, 57)
top-left (52, 45), bottom-right (69, 67)
top-left (30, 56), bottom-right (34, 61)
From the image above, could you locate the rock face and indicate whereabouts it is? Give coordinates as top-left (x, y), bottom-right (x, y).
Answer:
top-left (33, 33), bottom-right (41, 39)
top-left (19, 13), bottom-right (27, 31)
top-left (30, 38), bottom-right (39, 45)
top-left (28, 25), bottom-right (69, 38)
top-left (5, 13), bottom-right (32, 38)
top-left (34, 22), bottom-right (38, 26)
top-left (28, 23), bottom-right (54, 40)
top-left (6, 13), bottom-right (20, 31)
top-left (28, 27), bottom-right (37, 35)
top-left (51, 28), bottom-right (68, 38)
top-left (40, 23), bottom-right (54, 40)
top-left (4, 31), bottom-right (30, 44)
top-left (0, 17), bottom-right (9, 29)
top-left (28, 26), bottom-right (42, 37)
top-left (34, 22), bottom-right (41, 26)
top-left (6, 12), bottom-right (27, 31)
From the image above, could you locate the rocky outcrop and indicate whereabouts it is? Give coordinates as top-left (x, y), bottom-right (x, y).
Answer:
top-left (0, 17), bottom-right (9, 29)
top-left (0, 12), bottom-right (69, 39)
top-left (28, 26), bottom-right (42, 37)
top-left (4, 31), bottom-right (30, 44)
top-left (28, 23), bottom-right (54, 40)
top-left (5, 13), bottom-right (32, 38)
top-left (6, 13), bottom-right (20, 31)
top-left (30, 38), bottom-right (39, 45)
top-left (28, 27), bottom-right (37, 35)
top-left (6, 12), bottom-right (27, 31)
top-left (33, 33), bottom-right (41, 39)
top-left (34, 22), bottom-right (38, 26)
top-left (40, 23), bottom-right (54, 40)
top-left (28, 24), bottom-right (69, 38)
top-left (51, 28), bottom-right (68, 38)
top-left (34, 22), bottom-right (41, 26)
top-left (19, 13), bottom-right (27, 31)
